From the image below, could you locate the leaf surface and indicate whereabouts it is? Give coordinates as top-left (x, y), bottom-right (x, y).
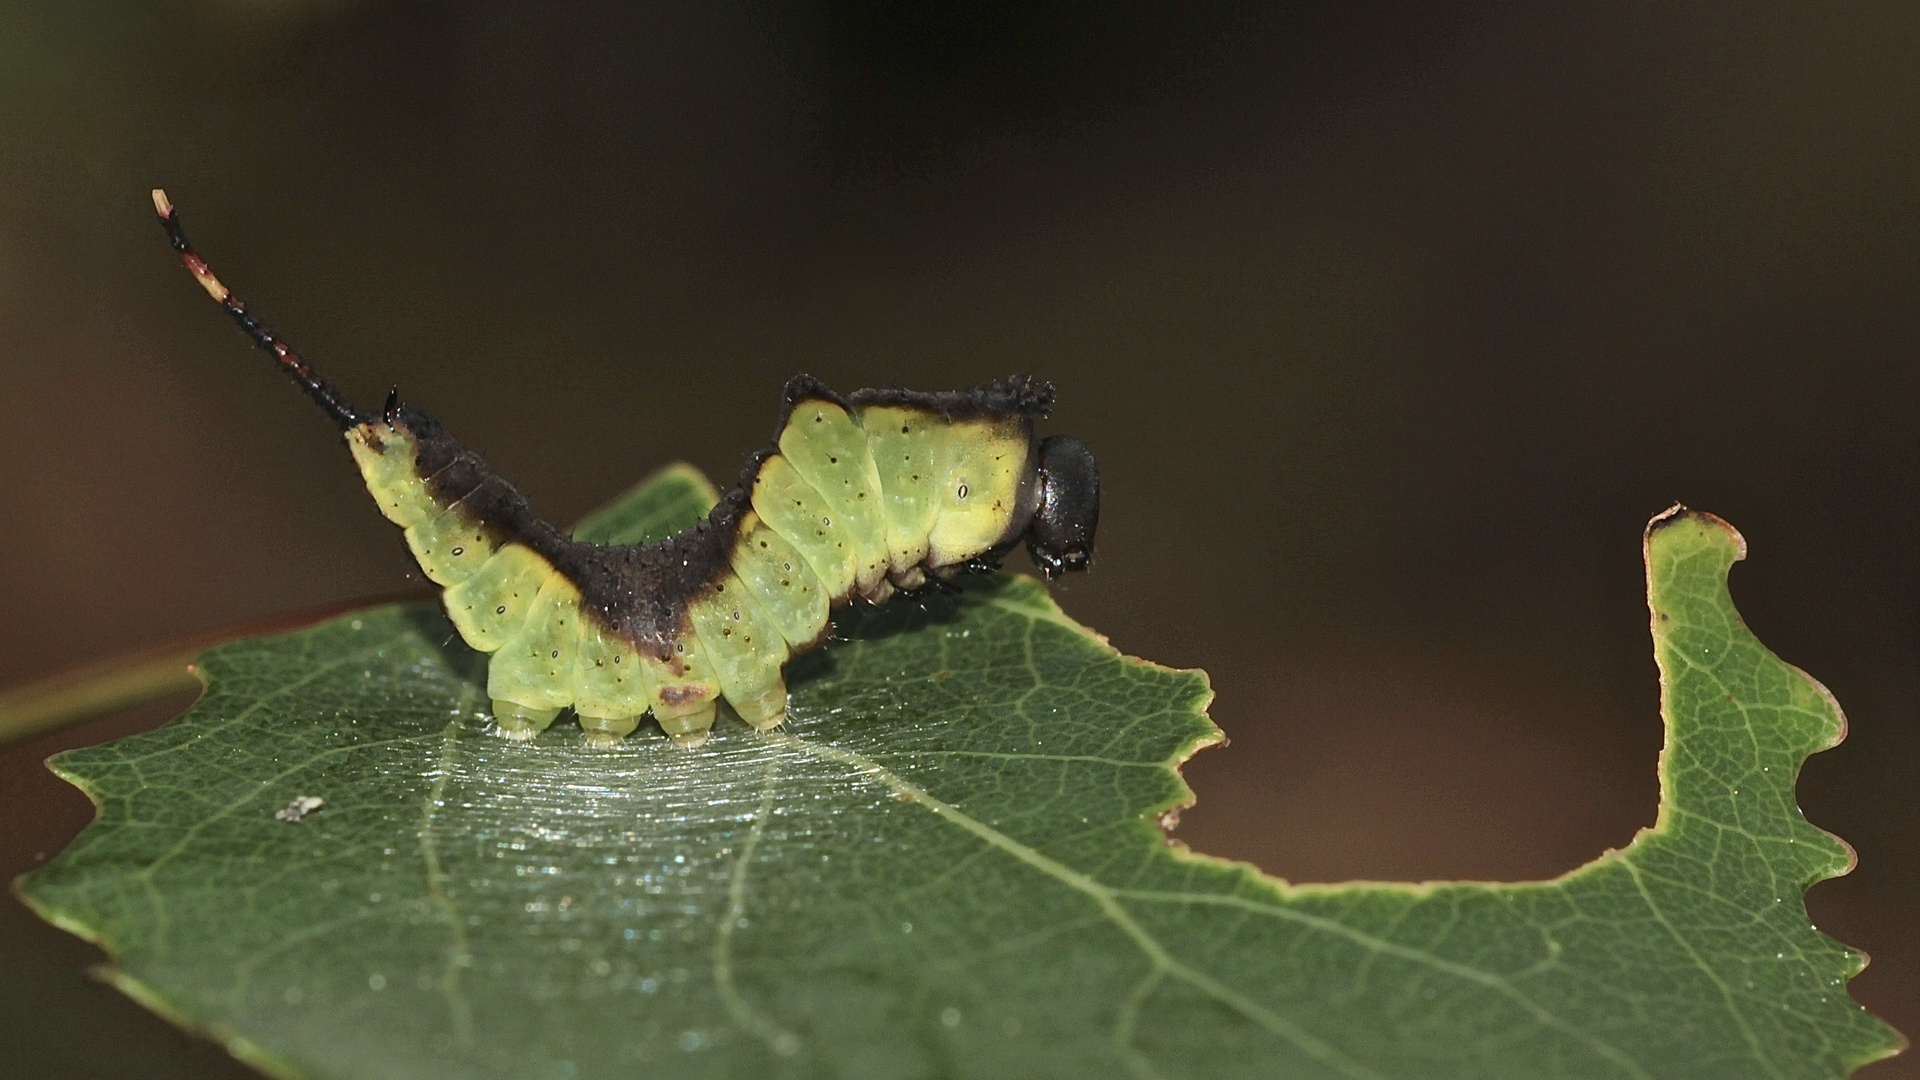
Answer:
top-left (18, 484), bottom-right (1902, 1078)
top-left (567, 461), bottom-right (721, 545)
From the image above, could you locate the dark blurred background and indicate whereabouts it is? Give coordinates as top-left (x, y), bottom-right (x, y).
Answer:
top-left (2, 1), bottom-right (1915, 1075)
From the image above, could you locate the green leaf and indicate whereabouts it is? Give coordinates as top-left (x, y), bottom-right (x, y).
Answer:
top-left (17, 485), bottom-right (1902, 1077)
top-left (566, 461), bottom-right (722, 544)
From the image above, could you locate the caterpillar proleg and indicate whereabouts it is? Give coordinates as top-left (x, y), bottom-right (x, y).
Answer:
top-left (153, 190), bottom-right (1100, 747)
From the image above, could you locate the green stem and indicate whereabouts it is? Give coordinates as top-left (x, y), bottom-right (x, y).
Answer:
top-left (0, 651), bottom-right (203, 750)
top-left (0, 590), bottom-right (434, 751)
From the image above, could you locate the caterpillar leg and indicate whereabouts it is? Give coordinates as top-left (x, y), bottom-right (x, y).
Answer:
top-left (728, 680), bottom-right (788, 731)
top-left (656, 704), bottom-right (719, 748)
top-left (577, 713), bottom-right (642, 745)
top-left (493, 700), bottom-right (562, 741)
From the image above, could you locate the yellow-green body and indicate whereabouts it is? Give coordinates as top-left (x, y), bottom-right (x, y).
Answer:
top-left (345, 399), bottom-right (1031, 746)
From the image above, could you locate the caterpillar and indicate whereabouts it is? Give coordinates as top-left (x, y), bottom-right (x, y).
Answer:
top-left (152, 190), bottom-right (1099, 747)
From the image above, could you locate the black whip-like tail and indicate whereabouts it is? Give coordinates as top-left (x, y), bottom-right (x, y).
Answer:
top-left (151, 189), bottom-right (368, 430)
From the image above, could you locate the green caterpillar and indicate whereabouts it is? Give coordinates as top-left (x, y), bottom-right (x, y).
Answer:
top-left (153, 190), bottom-right (1100, 747)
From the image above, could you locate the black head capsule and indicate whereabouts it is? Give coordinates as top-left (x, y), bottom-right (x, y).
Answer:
top-left (1026, 434), bottom-right (1099, 579)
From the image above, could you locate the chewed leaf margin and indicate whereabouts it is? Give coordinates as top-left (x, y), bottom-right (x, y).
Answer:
top-left (1076, 504), bottom-right (1894, 1076)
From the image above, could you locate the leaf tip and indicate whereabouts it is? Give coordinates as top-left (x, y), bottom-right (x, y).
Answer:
top-left (1645, 502), bottom-right (1748, 560)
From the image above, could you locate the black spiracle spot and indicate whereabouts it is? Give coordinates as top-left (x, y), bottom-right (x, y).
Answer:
top-left (551, 649), bottom-right (560, 659)
top-left (451, 546), bottom-right (465, 557)
top-left (495, 605), bottom-right (507, 615)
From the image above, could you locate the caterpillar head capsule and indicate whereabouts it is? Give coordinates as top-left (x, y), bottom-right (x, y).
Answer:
top-left (1026, 435), bottom-right (1099, 579)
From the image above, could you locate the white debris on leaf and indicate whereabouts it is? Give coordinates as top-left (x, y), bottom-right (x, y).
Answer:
top-left (275, 796), bottom-right (325, 823)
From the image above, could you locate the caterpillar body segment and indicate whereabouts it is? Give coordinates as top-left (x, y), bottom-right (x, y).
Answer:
top-left (750, 453), bottom-right (859, 603)
top-left (487, 572), bottom-right (585, 716)
top-left (441, 542), bottom-right (550, 651)
top-left (687, 572), bottom-right (790, 730)
top-left (155, 190), bottom-right (1101, 746)
top-left (403, 485), bottom-right (510, 586)
top-left (345, 424), bottom-right (433, 526)
top-left (927, 415), bottom-right (1035, 569)
top-left (570, 615), bottom-right (652, 739)
top-left (727, 511), bottom-right (832, 653)
top-left (859, 403), bottom-right (946, 586)
top-left (774, 396), bottom-right (893, 599)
